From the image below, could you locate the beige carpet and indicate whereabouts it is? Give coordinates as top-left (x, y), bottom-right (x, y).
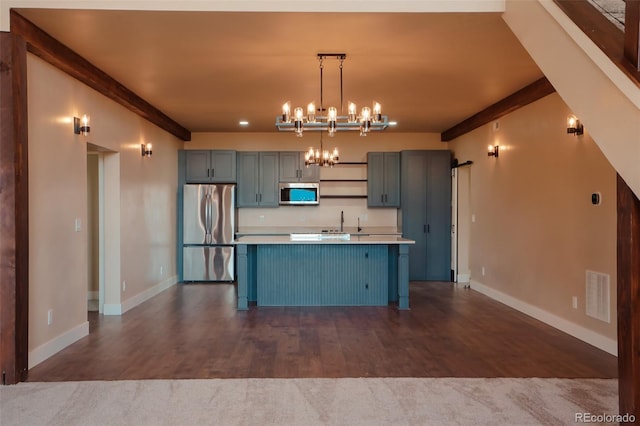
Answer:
top-left (1, 378), bottom-right (618, 425)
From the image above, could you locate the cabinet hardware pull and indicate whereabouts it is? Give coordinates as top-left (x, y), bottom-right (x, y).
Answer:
top-left (211, 168), bottom-right (214, 177)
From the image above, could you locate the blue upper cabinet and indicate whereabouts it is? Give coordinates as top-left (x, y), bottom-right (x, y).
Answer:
top-left (237, 152), bottom-right (279, 207)
top-left (185, 150), bottom-right (236, 183)
top-left (367, 152), bottom-right (400, 207)
top-left (279, 151), bottom-right (320, 182)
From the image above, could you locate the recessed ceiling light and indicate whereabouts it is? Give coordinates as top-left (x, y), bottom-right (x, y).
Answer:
top-left (239, 120), bottom-right (249, 126)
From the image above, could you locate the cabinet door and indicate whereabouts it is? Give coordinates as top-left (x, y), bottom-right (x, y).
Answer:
top-left (367, 152), bottom-right (385, 207)
top-left (210, 151), bottom-right (237, 182)
top-left (185, 150), bottom-right (211, 182)
top-left (258, 152), bottom-right (279, 207)
top-left (425, 151), bottom-right (452, 281)
top-left (279, 152), bottom-right (300, 182)
top-left (401, 151), bottom-right (429, 280)
top-left (383, 152), bottom-right (400, 207)
top-left (236, 152), bottom-right (260, 207)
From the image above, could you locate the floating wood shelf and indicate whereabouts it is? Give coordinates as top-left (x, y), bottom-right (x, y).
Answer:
top-left (336, 162), bottom-right (367, 165)
top-left (320, 195), bottom-right (368, 199)
top-left (320, 179), bottom-right (367, 182)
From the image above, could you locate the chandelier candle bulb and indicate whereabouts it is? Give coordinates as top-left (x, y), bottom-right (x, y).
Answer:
top-left (307, 103), bottom-right (316, 122)
top-left (373, 102), bottom-right (382, 122)
top-left (360, 106), bottom-right (372, 135)
top-left (282, 102), bottom-right (291, 122)
top-left (348, 102), bottom-right (357, 122)
top-left (294, 107), bottom-right (304, 136)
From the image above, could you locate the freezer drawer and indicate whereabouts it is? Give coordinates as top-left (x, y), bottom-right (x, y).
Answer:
top-left (183, 246), bottom-right (234, 281)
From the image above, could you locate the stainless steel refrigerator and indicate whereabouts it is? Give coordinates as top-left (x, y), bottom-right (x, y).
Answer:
top-left (182, 184), bottom-right (235, 282)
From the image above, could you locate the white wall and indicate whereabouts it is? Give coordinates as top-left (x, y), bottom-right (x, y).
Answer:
top-left (27, 54), bottom-right (182, 367)
top-left (449, 93), bottom-right (618, 354)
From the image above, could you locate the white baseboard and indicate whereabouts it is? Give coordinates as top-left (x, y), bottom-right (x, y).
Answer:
top-left (29, 321), bottom-right (89, 369)
top-left (104, 275), bottom-right (178, 316)
top-left (470, 280), bottom-right (617, 356)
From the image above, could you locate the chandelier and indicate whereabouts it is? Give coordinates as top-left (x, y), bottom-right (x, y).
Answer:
top-left (275, 53), bottom-right (388, 166)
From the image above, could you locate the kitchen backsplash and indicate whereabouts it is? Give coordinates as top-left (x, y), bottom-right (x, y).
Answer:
top-left (237, 198), bottom-right (397, 229)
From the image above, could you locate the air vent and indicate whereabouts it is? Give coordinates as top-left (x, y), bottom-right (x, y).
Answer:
top-left (585, 270), bottom-right (610, 323)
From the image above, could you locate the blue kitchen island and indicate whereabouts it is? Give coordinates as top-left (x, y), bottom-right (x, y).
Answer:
top-left (233, 235), bottom-right (415, 310)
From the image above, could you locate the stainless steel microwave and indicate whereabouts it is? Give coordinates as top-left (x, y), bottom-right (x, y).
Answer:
top-left (279, 182), bottom-right (320, 205)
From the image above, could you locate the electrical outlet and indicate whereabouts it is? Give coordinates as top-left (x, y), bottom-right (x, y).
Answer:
top-left (47, 309), bottom-right (53, 325)
top-left (122, 280), bottom-right (126, 292)
top-left (74, 218), bottom-right (81, 232)
top-left (572, 296), bottom-right (578, 309)
top-left (482, 267), bottom-right (486, 276)
top-left (160, 266), bottom-right (163, 276)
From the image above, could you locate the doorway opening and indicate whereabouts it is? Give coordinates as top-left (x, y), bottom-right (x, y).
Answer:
top-left (86, 144), bottom-right (120, 318)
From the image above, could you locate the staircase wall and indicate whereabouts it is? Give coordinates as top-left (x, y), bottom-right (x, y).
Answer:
top-left (503, 0), bottom-right (640, 199)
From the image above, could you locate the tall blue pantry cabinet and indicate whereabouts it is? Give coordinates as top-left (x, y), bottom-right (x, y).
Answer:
top-left (399, 150), bottom-right (452, 281)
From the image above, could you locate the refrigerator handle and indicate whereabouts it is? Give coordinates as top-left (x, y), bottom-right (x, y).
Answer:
top-left (205, 193), bottom-right (212, 240)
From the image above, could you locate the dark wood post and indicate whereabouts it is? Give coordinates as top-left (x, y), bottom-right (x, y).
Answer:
top-left (617, 174), bottom-right (640, 417)
top-left (0, 32), bottom-right (29, 385)
top-left (624, 0), bottom-right (640, 71)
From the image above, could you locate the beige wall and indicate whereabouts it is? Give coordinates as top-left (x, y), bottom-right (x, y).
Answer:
top-left (188, 132), bottom-right (448, 228)
top-left (449, 93), bottom-right (617, 344)
top-left (27, 54), bottom-right (182, 364)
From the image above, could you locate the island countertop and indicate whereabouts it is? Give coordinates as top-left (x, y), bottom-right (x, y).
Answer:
top-left (233, 235), bottom-right (415, 245)
top-left (235, 226), bottom-right (402, 237)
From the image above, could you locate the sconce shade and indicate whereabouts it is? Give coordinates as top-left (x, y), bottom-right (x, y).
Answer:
top-left (74, 115), bottom-right (90, 136)
top-left (567, 115), bottom-right (584, 135)
top-left (141, 143), bottom-right (152, 157)
top-left (487, 144), bottom-right (499, 158)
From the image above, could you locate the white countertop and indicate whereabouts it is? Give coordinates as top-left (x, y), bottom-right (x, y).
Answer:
top-left (236, 226), bottom-right (402, 236)
top-left (234, 235), bottom-right (414, 245)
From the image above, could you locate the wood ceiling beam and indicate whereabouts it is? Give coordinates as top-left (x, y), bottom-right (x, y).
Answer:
top-left (440, 77), bottom-right (555, 142)
top-left (9, 11), bottom-right (191, 142)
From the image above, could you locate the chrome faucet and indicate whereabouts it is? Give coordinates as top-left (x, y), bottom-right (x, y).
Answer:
top-left (340, 210), bottom-right (344, 232)
top-left (357, 217), bottom-right (362, 232)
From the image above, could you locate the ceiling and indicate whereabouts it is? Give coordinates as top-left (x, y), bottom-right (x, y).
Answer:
top-left (16, 9), bottom-right (544, 134)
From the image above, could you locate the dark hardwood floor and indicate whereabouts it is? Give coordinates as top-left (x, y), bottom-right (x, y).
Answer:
top-left (27, 282), bottom-right (617, 381)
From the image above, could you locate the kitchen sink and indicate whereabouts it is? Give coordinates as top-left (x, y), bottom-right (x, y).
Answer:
top-left (290, 233), bottom-right (351, 241)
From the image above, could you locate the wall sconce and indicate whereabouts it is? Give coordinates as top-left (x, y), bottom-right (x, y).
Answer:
top-left (567, 115), bottom-right (584, 136)
top-left (73, 115), bottom-right (90, 135)
top-left (487, 144), bottom-right (499, 158)
top-left (141, 143), bottom-right (152, 157)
